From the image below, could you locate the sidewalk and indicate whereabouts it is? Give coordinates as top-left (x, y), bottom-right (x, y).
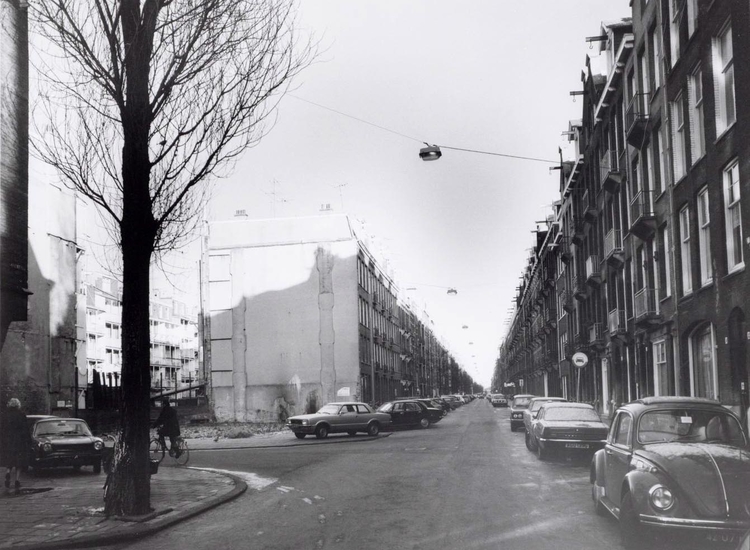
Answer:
top-left (0, 464), bottom-right (246, 550)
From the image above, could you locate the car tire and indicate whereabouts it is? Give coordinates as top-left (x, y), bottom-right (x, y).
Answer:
top-left (294, 433), bottom-right (306, 439)
top-left (620, 491), bottom-right (649, 549)
top-left (537, 444), bottom-right (547, 461)
top-left (347, 431), bottom-right (357, 436)
top-left (419, 418), bottom-right (431, 429)
top-left (93, 460), bottom-right (102, 475)
top-left (591, 484), bottom-right (606, 517)
top-left (315, 425), bottom-right (329, 439)
top-left (367, 422), bottom-right (380, 437)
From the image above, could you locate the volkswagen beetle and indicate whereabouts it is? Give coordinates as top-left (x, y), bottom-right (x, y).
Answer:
top-left (590, 397), bottom-right (750, 548)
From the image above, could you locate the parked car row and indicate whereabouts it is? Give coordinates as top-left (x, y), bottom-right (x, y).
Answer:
top-left (285, 394), bottom-right (474, 439)
top-left (506, 394), bottom-right (750, 548)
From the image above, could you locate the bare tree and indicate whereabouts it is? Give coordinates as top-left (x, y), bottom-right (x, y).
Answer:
top-left (30, 0), bottom-right (315, 516)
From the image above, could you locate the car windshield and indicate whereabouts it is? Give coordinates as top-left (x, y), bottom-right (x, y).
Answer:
top-left (34, 420), bottom-right (92, 437)
top-left (513, 397), bottom-right (532, 408)
top-left (543, 407), bottom-right (600, 422)
top-left (637, 409), bottom-right (746, 446)
top-left (316, 404), bottom-right (341, 415)
top-left (377, 403), bottom-right (393, 413)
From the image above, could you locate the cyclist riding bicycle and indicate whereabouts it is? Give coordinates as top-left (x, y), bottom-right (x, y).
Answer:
top-left (153, 399), bottom-right (181, 457)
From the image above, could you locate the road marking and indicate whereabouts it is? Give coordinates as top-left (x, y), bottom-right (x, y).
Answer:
top-left (190, 467), bottom-right (277, 490)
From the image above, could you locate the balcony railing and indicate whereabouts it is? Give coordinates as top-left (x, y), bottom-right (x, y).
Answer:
top-left (630, 190), bottom-right (656, 240)
top-left (600, 149), bottom-right (622, 193)
top-left (561, 289), bottom-right (575, 313)
top-left (634, 288), bottom-right (661, 324)
top-left (582, 189), bottom-right (597, 224)
top-left (604, 229), bottom-right (624, 266)
top-left (625, 92), bottom-right (650, 147)
top-left (589, 323), bottom-right (604, 347)
top-left (573, 276), bottom-right (588, 301)
top-left (608, 309), bottom-right (626, 335)
top-left (585, 255), bottom-right (602, 285)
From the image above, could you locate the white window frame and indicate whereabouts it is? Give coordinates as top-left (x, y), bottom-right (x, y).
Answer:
top-left (671, 95), bottom-right (686, 182)
top-left (669, 0), bottom-right (681, 67)
top-left (662, 225), bottom-right (672, 298)
top-left (723, 159), bottom-right (744, 272)
top-left (680, 206), bottom-right (693, 295)
top-left (713, 21), bottom-right (736, 136)
top-left (697, 187), bottom-right (712, 285)
top-left (650, 26), bottom-right (661, 92)
top-left (688, 323), bottom-right (718, 400)
top-left (657, 126), bottom-right (668, 191)
top-left (688, 66), bottom-right (705, 163)
top-left (687, 0), bottom-right (698, 38)
top-left (653, 339), bottom-right (668, 396)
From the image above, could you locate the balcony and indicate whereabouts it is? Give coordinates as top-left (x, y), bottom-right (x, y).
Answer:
top-left (573, 276), bottom-right (588, 301)
top-left (560, 237), bottom-right (573, 264)
top-left (626, 92), bottom-right (650, 147)
top-left (585, 255), bottom-right (602, 286)
top-left (608, 309), bottom-right (627, 337)
top-left (589, 323), bottom-right (605, 349)
top-left (571, 215), bottom-right (585, 246)
top-left (634, 288), bottom-right (661, 326)
top-left (630, 190), bottom-right (656, 240)
top-left (561, 289), bottom-right (575, 313)
top-left (604, 229), bottom-right (624, 267)
top-left (582, 189), bottom-right (597, 224)
top-left (600, 149), bottom-right (623, 194)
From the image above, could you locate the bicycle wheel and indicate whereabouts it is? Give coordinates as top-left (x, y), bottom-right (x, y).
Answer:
top-left (174, 439), bottom-right (189, 465)
top-left (149, 438), bottom-right (165, 463)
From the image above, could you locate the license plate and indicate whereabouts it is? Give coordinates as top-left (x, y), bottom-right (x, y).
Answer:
top-left (705, 533), bottom-right (736, 543)
top-left (565, 443), bottom-right (590, 449)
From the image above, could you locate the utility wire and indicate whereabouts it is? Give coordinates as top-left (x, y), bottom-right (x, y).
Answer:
top-left (289, 94), bottom-right (559, 164)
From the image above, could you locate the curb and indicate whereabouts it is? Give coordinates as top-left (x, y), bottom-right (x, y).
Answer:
top-left (189, 431), bottom-right (393, 452)
top-left (10, 469), bottom-right (247, 550)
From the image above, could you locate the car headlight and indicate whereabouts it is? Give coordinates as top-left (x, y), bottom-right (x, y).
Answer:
top-left (649, 485), bottom-right (674, 511)
top-left (42, 442), bottom-right (53, 453)
top-left (94, 441), bottom-right (104, 451)
top-left (301, 420), bottom-right (309, 426)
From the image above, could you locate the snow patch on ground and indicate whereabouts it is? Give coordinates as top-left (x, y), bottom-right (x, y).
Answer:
top-left (190, 467), bottom-right (277, 490)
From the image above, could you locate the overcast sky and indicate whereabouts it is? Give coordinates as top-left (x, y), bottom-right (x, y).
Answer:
top-left (119, 1), bottom-right (633, 387)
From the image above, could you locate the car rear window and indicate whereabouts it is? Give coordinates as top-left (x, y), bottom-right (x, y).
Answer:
top-left (543, 407), bottom-right (600, 422)
top-left (512, 397), bottom-right (532, 408)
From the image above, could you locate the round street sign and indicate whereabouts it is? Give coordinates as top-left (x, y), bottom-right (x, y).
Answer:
top-left (571, 352), bottom-right (589, 369)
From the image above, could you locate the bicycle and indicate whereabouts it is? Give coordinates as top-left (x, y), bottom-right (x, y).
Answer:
top-left (149, 435), bottom-right (189, 466)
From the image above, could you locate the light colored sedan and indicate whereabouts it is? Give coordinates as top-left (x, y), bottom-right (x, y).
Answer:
top-left (286, 402), bottom-right (391, 439)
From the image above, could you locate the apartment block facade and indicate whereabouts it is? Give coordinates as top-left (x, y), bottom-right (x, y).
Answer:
top-left (205, 214), bottom-right (464, 423)
top-left (496, 1), bottom-right (750, 430)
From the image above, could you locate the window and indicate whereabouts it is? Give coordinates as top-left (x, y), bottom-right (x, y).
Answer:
top-left (680, 206), bottom-right (693, 295)
top-left (697, 187), bottom-right (712, 285)
top-left (669, 0), bottom-right (681, 67)
top-left (713, 22), bottom-right (735, 135)
top-left (687, 0), bottom-right (698, 38)
top-left (657, 224), bottom-right (672, 298)
top-left (613, 413), bottom-right (632, 447)
top-left (688, 67), bottom-right (705, 162)
top-left (671, 95), bottom-right (686, 182)
top-left (657, 126), bottom-right (668, 191)
top-left (647, 139), bottom-right (658, 197)
top-left (639, 50), bottom-right (649, 97)
top-left (723, 160), bottom-right (744, 271)
top-left (650, 26), bottom-right (661, 92)
top-left (690, 324), bottom-right (717, 399)
top-left (653, 340), bottom-right (669, 396)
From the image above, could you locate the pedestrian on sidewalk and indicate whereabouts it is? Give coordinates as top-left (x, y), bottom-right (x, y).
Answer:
top-left (1, 398), bottom-right (31, 494)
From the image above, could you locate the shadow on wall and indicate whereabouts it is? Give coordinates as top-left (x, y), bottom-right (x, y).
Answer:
top-left (210, 247), bottom-right (360, 423)
top-left (0, 239), bottom-right (77, 415)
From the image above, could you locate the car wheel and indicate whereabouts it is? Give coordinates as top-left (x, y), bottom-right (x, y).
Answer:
top-left (591, 483), bottom-right (606, 517)
top-left (93, 460), bottom-right (102, 475)
top-left (347, 431), bottom-right (357, 436)
top-left (620, 491), bottom-right (649, 549)
top-left (315, 425), bottom-right (329, 439)
top-left (294, 433), bottom-right (306, 439)
top-left (419, 417), bottom-right (431, 429)
top-left (367, 422), bottom-right (380, 437)
top-left (524, 431), bottom-right (533, 451)
top-left (537, 444), bottom-right (547, 461)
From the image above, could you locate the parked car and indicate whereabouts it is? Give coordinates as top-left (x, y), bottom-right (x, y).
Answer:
top-left (27, 416), bottom-right (105, 474)
top-left (394, 397), bottom-right (448, 416)
top-left (509, 394), bottom-right (535, 431)
top-left (490, 393), bottom-right (508, 408)
top-left (590, 397), bottom-right (750, 549)
top-left (522, 396), bottom-right (567, 450)
top-left (530, 402), bottom-right (607, 461)
top-left (286, 402), bottom-right (391, 439)
top-left (377, 400), bottom-right (442, 429)
top-left (441, 395), bottom-right (462, 409)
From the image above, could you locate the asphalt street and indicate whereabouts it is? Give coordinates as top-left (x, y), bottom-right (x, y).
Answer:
top-left (109, 399), bottom-right (675, 550)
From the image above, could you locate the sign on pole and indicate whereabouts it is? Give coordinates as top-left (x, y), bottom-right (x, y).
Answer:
top-left (571, 352), bottom-right (589, 369)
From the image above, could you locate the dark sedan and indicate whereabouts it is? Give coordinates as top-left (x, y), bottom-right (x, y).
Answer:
top-left (531, 402), bottom-right (607, 460)
top-left (28, 416), bottom-right (105, 474)
top-left (523, 396), bottom-right (567, 451)
top-left (377, 400), bottom-right (443, 429)
top-left (590, 397), bottom-right (750, 549)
